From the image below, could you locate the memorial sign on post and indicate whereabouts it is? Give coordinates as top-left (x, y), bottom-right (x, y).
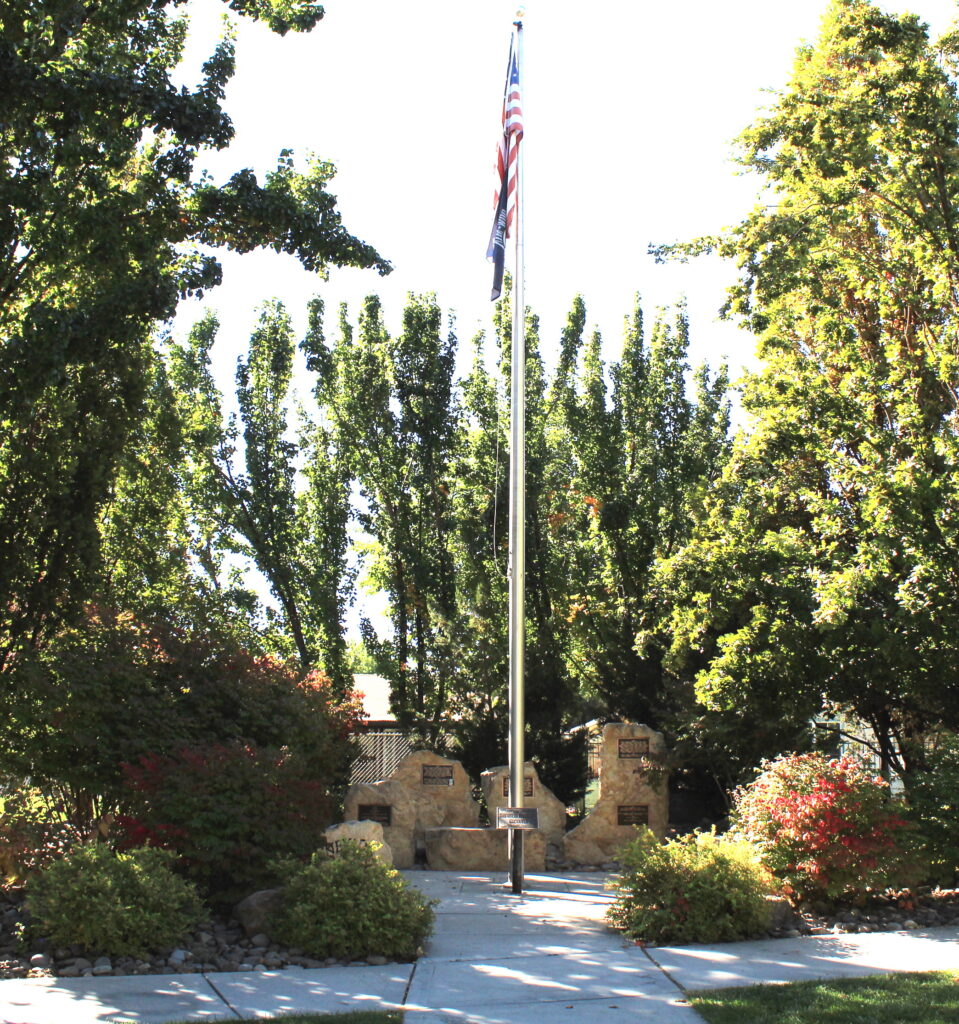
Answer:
top-left (495, 806), bottom-right (539, 830)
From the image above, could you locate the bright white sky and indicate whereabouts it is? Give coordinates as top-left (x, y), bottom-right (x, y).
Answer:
top-left (173, 0), bottom-right (959, 634)
top-left (176, 0), bottom-right (959, 393)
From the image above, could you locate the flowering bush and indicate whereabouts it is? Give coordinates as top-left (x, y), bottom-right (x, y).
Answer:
top-left (731, 753), bottom-right (917, 901)
top-left (606, 827), bottom-right (775, 945)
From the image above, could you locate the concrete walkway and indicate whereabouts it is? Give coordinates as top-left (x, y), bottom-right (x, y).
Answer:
top-left (0, 871), bottom-right (956, 1023)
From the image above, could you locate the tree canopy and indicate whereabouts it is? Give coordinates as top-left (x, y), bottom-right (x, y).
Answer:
top-left (650, 0), bottom-right (959, 775)
top-left (0, 0), bottom-right (388, 670)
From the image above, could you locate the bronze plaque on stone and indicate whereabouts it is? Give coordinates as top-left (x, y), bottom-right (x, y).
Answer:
top-left (502, 777), bottom-right (534, 798)
top-left (618, 738), bottom-right (650, 758)
top-left (422, 764), bottom-right (455, 786)
top-left (357, 804), bottom-right (392, 827)
top-left (617, 804), bottom-right (649, 826)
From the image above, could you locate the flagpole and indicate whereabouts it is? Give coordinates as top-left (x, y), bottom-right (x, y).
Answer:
top-left (508, 12), bottom-right (526, 896)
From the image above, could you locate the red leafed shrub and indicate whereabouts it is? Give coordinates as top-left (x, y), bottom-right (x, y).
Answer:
top-left (117, 743), bottom-right (337, 902)
top-left (2, 608), bottom-right (364, 818)
top-left (731, 753), bottom-right (918, 901)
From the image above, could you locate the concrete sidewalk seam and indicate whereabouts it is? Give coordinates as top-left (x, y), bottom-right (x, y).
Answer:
top-left (641, 944), bottom-right (692, 996)
top-left (402, 959), bottom-right (419, 1006)
top-left (200, 972), bottom-right (243, 1019)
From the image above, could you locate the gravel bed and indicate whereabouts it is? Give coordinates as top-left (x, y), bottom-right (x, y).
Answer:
top-left (772, 888), bottom-right (959, 939)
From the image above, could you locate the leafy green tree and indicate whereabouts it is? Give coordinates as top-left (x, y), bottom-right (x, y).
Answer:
top-left (167, 302), bottom-right (353, 688)
top-left (651, 0), bottom-right (959, 777)
top-left (0, 0), bottom-right (388, 671)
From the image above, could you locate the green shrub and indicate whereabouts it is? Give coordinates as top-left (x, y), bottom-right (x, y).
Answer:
top-left (272, 842), bottom-right (435, 959)
top-left (0, 788), bottom-right (85, 880)
top-left (27, 844), bottom-right (205, 957)
top-left (902, 738), bottom-right (959, 886)
top-left (606, 827), bottom-right (775, 945)
top-left (731, 753), bottom-right (918, 901)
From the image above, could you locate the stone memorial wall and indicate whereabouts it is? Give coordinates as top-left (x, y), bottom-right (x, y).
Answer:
top-left (563, 722), bottom-right (669, 867)
top-left (343, 750), bottom-right (480, 868)
top-left (337, 722), bottom-right (667, 871)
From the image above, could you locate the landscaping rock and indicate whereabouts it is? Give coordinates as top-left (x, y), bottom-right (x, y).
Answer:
top-left (765, 895), bottom-right (798, 931)
top-left (324, 820), bottom-right (393, 866)
top-left (233, 888), bottom-right (284, 938)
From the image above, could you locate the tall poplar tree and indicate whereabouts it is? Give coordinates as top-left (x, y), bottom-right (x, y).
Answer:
top-left (167, 303), bottom-right (353, 688)
top-left (552, 297), bottom-right (731, 727)
top-left (320, 293), bottom-right (459, 728)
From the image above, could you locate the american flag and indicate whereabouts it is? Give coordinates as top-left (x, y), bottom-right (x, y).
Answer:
top-left (486, 37), bottom-right (523, 302)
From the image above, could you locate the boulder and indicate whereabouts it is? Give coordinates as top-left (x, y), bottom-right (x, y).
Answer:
top-left (424, 827), bottom-right (546, 871)
top-left (765, 895), bottom-right (797, 931)
top-left (233, 888), bottom-right (283, 939)
top-left (343, 751), bottom-right (480, 868)
top-left (323, 820), bottom-right (393, 866)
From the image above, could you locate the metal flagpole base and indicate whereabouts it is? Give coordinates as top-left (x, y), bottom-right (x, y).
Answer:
top-left (509, 830), bottom-right (524, 894)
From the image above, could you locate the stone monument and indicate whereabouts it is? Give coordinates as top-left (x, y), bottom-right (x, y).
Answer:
top-left (564, 722), bottom-right (668, 866)
top-left (480, 760), bottom-right (566, 857)
top-left (423, 825), bottom-right (547, 871)
top-left (343, 750), bottom-right (480, 868)
top-left (323, 820), bottom-right (393, 866)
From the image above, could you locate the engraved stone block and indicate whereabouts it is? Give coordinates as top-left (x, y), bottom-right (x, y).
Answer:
top-left (323, 820), bottom-right (393, 866)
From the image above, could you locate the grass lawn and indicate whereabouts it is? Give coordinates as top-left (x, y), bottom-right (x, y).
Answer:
top-left (690, 971), bottom-right (959, 1024)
